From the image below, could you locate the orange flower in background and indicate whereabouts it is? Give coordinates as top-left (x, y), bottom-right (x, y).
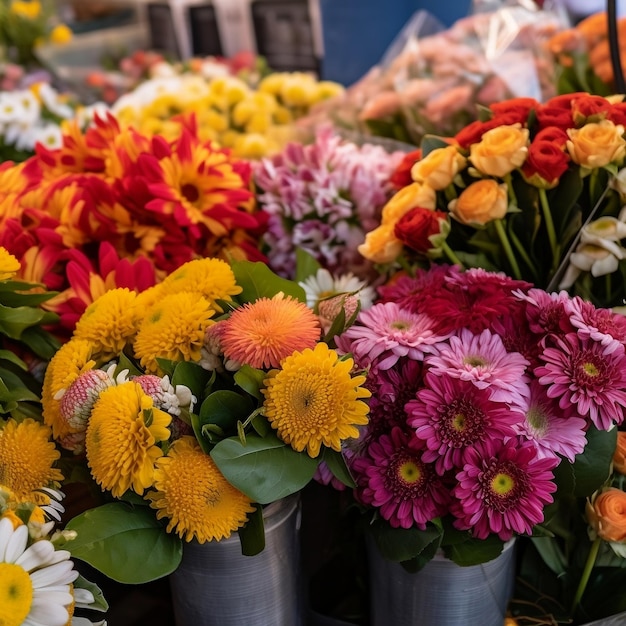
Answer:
top-left (586, 488), bottom-right (626, 543)
top-left (614, 431), bottom-right (626, 474)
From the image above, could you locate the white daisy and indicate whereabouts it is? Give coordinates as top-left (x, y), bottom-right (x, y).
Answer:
top-left (37, 83), bottom-right (74, 119)
top-left (0, 517), bottom-right (78, 626)
top-left (299, 268), bottom-right (376, 310)
top-left (30, 123), bottom-right (64, 150)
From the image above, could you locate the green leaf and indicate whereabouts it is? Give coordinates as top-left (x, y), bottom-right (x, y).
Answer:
top-left (211, 433), bottom-right (317, 504)
top-left (18, 326), bottom-right (60, 360)
top-left (295, 248), bottom-right (321, 283)
top-left (171, 360), bottom-right (213, 402)
top-left (65, 502), bottom-right (182, 584)
top-left (368, 518), bottom-right (443, 565)
top-left (530, 536), bottom-right (567, 577)
top-left (74, 575), bottom-right (109, 612)
top-left (115, 351), bottom-right (143, 378)
top-left (443, 533), bottom-right (506, 567)
top-left (231, 261), bottom-right (306, 303)
top-left (420, 134), bottom-right (450, 157)
top-left (238, 504), bottom-right (265, 556)
top-left (322, 448), bottom-right (355, 488)
top-left (234, 365), bottom-right (266, 401)
top-left (0, 349), bottom-right (28, 370)
top-left (199, 389), bottom-right (254, 437)
top-left (0, 303), bottom-right (51, 338)
top-left (571, 426), bottom-right (616, 497)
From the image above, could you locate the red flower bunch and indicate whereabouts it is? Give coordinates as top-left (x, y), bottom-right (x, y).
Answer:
top-left (0, 113), bottom-right (267, 333)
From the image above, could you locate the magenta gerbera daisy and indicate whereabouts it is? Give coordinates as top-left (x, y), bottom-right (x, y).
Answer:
top-left (516, 380), bottom-right (588, 463)
top-left (424, 328), bottom-right (530, 407)
top-left (335, 301), bottom-right (447, 371)
top-left (514, 288), bottom-right (575, 336)
top-left (352, 426), bottom-right (450, 529)
top-left (567, 296), bottom-right (626, 351)
top-left (452, 438), bottom-right (558, 540)
top-left (406, 373), bottom-right (521, 474)
top-left (535, 332), bottom-right (626, 430)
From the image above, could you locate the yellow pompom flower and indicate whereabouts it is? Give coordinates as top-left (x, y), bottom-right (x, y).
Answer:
top-left (10, 0), bottom-right (41, 19)
top-left (49, 23), bottom-right (73, 45)
top-left (73, 288), bottom-right (142, 361)
top-left (245, 111), bottom-right (272, 135)
top-left (42, 338), bottom-right (98, 440)
top-left (147, 436), bottom-right (255, 543)
top-left (262, 343), bottom-right (370, 457)
top-left (133, 292), bottom-right (215, 374)
top-left (0, 418), bottom-right (63, 505)
top-left (157, 257), bottom-right (242, 312)
top-left (85, 382), bottom-right (171, 498)
top-left (234, 133), bottom-right (269, 159)
top-left (258, 73), bottom-right (287, 96)
top-left (279, 74), bottom-right (316, 107)
top-left (232, 98), bottom-right (258, 128)
top-left (312, 81), bottom-right (345, 103)
top-left (0, 247), bottom-right (20, 280)
top-left (224, 78), bottom-right (250, 105)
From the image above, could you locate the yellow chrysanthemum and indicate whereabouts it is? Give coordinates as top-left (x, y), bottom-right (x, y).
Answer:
top-left (158, 258), bottom-right (242, 312)
top-left (73, 288), bottom-right (142, 361)
top-left (42, 338), bottom-right (97, 440)
top-left (0, 247), bottom-right (20, 280)
top-left (262, 342), bottom-right (370, 457)
top-left (133, 292), bottom-right (215, 374)
top-left (0, 419), bottom-right (63, 505)
top-left (85, 382), bottom-right (171, 498)
top-left (147, 436), bottom-right (255, 543)
top-left (49, 23), bottom-right (72, 45)
top-left (220, 293), bottom-right (321, 369)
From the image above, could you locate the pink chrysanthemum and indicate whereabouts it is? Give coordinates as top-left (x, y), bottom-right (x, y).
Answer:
top-left (406, 373), bottom-right (521, 474)
top-left (567, 296), bottom-right (626, 351)
top-left (535, 332), bottom-right (626, 430)
top-left (352, 427), bottom-right (450, 529)
top-left (490, 308), bottom-right (540, 368)
top-left (514, 288), bottom-right (575, 336)
top-left (452, 438), bottom-right (558, 540)
top-left (425, 328), bottom-right (530, 406)
top-left (516, 380), bottom-right (588, 463)
top-left (335, 301), bottom-right (446, 371)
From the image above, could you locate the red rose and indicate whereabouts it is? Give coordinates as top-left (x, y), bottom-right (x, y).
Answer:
top-left (534, 126), bottom-right (569, 148)
top-left (535, 104), bottom-right (575, 131)
top-left (394, 207), bottom-right (448, 254)
top-left (608, 102), bottom-right (626, 126)
top-left (543, 92), bottom-right (589, 109)
top-left (489, 97), bottom-right (540, 124)
top-left (572, 94), bottom-right (611, 123)
top-left (390, 149), bottom-right (422, 189)
top-left (521, 139), bottom-right (570, 187)
top-left (454, 114), bottom-right (522, 149)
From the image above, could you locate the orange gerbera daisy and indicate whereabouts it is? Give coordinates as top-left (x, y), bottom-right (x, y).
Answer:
top-left (220, 292), bottom-right (321, 369)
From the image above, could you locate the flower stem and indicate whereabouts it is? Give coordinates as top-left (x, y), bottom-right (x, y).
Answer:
top-left (494, 218), bottom-right (522, 280)
top-left (508, 228), bottom-right (539, 283)
top-left (570, 536), bottom-right (602, 617)
top-left (504, 173), bottom-right (518, 206)
top-left (538, 188), bottom-right (559, 271)
top-left (441, 241), bottom-right (465, 268)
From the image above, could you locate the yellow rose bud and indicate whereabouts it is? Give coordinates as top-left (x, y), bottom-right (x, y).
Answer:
top-left (614, 431), bottom-right (626, 474)
top-left (381, 182), bottom-right (436, 224)
top-left (411, 145), bottom-right (467, 190)
top-left (50, 24), bottom-right (73, 45)
top-left (567, 120), bottom-right (626, 168)
top-left (358, 224), bottom-right (404, 264)
top-left (448, 179), bottom-right (509, 226)
top-left (586, 488), bottom-right (626, 543)
top-left (469, 124), bottom-right (529, 177)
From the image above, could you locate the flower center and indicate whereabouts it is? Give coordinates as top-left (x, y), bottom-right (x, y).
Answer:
top-left (526, 406), bottom-right (548, 436)
top-left (481, 460), bottom-right (528, 512)
top-left (388, 451), bottom-right (427, 498)
top-left (399, 460), bottom-right (422, 484)
top-left (463, 355), bottom-right (487, 367)
top-left (390, 320), bottom-right (410, 331)
top-left (181, 183), bottom-right (200, 204)
top-left (439, 399), bottom-right (484, 447)
top-left (582, 361), bottom-right (599, 377)
top-left (0, 562), bottom-right (33, 626)
top-left (572, 350), bottom-right (609, 388)
top-left (491, 472), bottom-right (515, 496)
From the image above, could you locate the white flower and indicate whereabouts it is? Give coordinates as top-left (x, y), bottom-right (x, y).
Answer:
top-left (299, 268), bottom-right (376, 310)
top-left (0, 517), bottom-right (78, 626)
top-left (558, 243), bottom-right (620, 290)
top-left (37, 83), bottom-right (74, 119)
top-left (30, 123), bottom-right (64, 150)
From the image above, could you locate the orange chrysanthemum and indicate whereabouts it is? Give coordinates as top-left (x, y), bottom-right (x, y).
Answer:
top-left (220, 292), bottom-right (321, 368)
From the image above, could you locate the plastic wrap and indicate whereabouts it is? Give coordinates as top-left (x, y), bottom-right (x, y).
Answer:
top-left (302, 2), bottom-right (566, 146)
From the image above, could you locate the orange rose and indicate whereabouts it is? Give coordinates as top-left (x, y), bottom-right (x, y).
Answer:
top-left (358, 224), bottom-right (403, 264)
top-left (380, 182), bottom-right (436, 224)
top-left (566, 120), bottom-right (626, 168)
top-left (614, 431), bottom-right (626, 474)
top-left (469, 124), bottom-right (529, 177)
top-left (586, 488), bottom-right (626, 543)
top-left (411, 145), bottom-right (467, 190)
top-left (448, 179), bottom-right (508, 226)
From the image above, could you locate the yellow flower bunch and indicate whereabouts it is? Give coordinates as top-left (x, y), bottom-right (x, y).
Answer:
top-left (112, 71), bottom-right (344, 159)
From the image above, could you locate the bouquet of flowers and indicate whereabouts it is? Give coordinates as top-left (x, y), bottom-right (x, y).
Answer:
top-left (0, 111), bottom-right (267, 336)
top-left (254, 126), bottom-right (405, 281)
top-left (359, 91), bottom-right (626, 310)
top-left (42, 257), bottom-right (371, 584)
top-left (334, 264), bottom-right (620, 595)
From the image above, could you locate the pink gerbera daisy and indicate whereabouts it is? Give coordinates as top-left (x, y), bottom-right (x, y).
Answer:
top-left (535, 332), bottom-right (626, 430)
top-left (452, 438), bottom-right (558, 540)
top-left (352, 426), bottom-right (450, 529)
top-left (514, 288), bottom-right (575, 336)
top-left (425, 328), bottom-right (530, 407)
top-left (567, 296), bottom-right (626, 351)
top-left (335, 301), bottom-right (446, 371)
top-left (406, 373), bottom-right (521, 474)
top-left (516, 380), bottom-right (588, 463)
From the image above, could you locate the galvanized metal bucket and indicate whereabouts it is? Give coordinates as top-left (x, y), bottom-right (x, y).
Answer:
top-left (170, 494), bottom-right (303, 626)
top-left (367, 536), bottom-right (516, 626)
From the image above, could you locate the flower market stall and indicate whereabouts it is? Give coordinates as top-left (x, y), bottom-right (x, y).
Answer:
top-left (4, 1), bottom-right (626, 625)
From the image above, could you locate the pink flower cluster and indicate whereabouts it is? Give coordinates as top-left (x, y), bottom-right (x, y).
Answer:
top-left (254, 127), bottom-right (404, 280)
top-left (335, 266), bottom-right (626, 542)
